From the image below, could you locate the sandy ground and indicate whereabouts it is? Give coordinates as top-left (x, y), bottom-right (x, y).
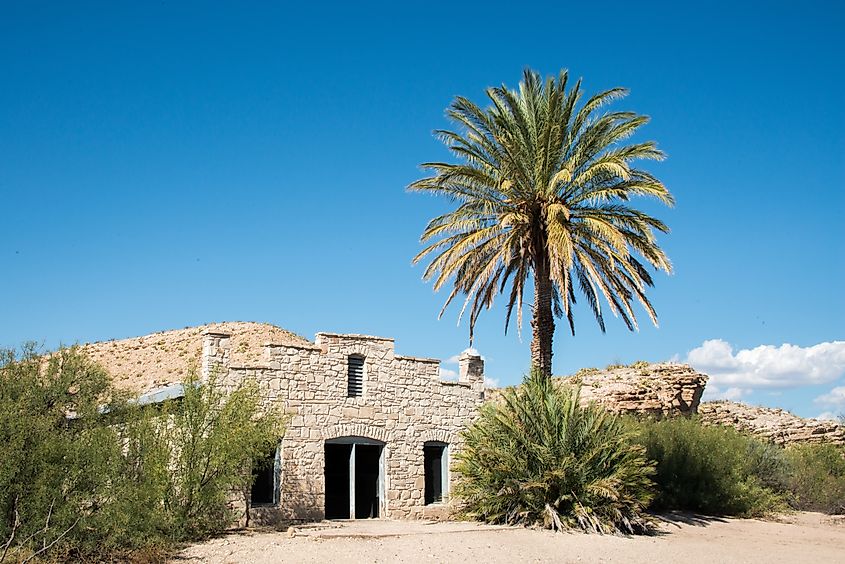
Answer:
top-left (177, 512), bottom-right (845, 564)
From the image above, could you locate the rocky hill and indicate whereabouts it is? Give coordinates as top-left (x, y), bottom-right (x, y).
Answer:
top-left (698, 401), bottom-right (845, 446)
top-left (560, 362), bottom-right (709, 416)
top-left (487, 362), bottom-right (709, 417)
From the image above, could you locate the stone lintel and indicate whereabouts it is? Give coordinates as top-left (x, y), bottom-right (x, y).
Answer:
top-left (394, 354), bottom-right (440, 364)
top-left (315, 332), bottom-right (395, 343)
top-left (441, 381), bottom-right (471, 388)
top-left (263, 341), bottom-right (321, 351)
top-left (202, 330), bottom-right (232, 338)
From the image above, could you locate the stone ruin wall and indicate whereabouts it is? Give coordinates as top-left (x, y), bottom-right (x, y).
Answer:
top-left (698, 401), bottom-right (845, 446)
top-left (203, 330), bottom-right (485, 521)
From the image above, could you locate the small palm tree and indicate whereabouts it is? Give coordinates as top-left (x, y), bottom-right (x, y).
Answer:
top-left (453, 372), bottom-right (656, 533)
top-left (410, 69), bottom-right (673, 376)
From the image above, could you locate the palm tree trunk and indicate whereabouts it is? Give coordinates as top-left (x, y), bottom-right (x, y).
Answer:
top-left (531, 255), bottom-right (555, 378)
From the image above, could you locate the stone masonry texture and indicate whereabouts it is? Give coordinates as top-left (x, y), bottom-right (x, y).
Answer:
top-left (202, 328), bottom-right (485, 521)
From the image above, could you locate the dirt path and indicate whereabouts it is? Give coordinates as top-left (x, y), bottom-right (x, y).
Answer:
top-left (177, 512), bottom-right (845, 563)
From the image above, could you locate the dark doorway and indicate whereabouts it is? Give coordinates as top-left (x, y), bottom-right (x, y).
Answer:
top-left (324, 439), bottom-right (384, 519)
top-left (324, 443), bottom-right (352, 519)
top-left (355, 445), bottom-right (381, 518)
top-left (251, 448), bottom-right (277, 505)
top-left (424, 443), bottom-right (447, 504)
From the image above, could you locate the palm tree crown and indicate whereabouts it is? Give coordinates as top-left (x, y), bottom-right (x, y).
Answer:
top-left (410, 69), bottom-right (674, 376)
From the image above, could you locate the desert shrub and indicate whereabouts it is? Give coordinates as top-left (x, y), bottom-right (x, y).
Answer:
top-left (744, 437), bottom-right (792, 495)
top-left (784, 443), bottom-right (845, 514)
top-left (81, 403), bottom-right (175, 555)
top-left (0, 345), bottom-right (122, 562)
top-left (635, 417), bottom-right (786, 516)
top-left (0, 346), bottom-right (285, 561)
top-left (166, 372), bottom-right (286, 539)
top-left (454, 371), bottom-right (656, 534)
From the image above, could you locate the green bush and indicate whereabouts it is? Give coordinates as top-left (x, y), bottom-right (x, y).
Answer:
top-left (0, 345), bottom-right (285, 561)
top-left (454, 372), bottom-right (656, 534)
top-left (635, 417), bottom-right (786, 516)
top-left (166, 371), bottom-right (286, 539)
top-left (0, 345), bottom-right (121, 562)
top-left (784, 443), bottom-right (845, 514)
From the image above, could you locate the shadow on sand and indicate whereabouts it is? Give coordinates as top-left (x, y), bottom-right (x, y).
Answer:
top-left (652, 510), bottom-right (728, 531)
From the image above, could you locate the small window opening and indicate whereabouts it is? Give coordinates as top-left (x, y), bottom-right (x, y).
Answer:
top-left (347, 355), bottom-right (364, 397)
top-left (251, 447), bottom-right (278, 505)
top-left (424, 442), bottom-right (448, 504)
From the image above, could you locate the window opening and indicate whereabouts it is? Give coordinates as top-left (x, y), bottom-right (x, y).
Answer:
top-left (251, 446), bottom-right (279, 505)
top-left (424, 442), bottom-right (448, 504)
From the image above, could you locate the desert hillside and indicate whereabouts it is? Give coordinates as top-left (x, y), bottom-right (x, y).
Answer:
top-left (80, 321), bottom-right (311, 393)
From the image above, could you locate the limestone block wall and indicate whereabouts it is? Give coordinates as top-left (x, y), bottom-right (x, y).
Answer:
top-left (205, 330), bottom-right (485, 521)
top-left (699, 401), bottom-right (845, 446)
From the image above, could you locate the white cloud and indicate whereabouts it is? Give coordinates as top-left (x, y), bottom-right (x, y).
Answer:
top-left (439, 367), bottom-right (458, 380)
top-left (446, 347), bottom-right (485, 364)
top-left (815, 411), bottom-right (840, 422)
top-left (815, 386), bottom-right (845, 408)
top-left (484, 376), bottom-right (500, 389)
top-left (685, 339), bottom-right (845, 391)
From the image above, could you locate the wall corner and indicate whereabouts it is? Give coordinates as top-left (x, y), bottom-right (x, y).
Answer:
top-left (201, 330), bottom-right (231, 381)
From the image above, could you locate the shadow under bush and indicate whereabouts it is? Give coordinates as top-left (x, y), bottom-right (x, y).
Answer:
top-left (453, 372), bottom-right (656, 534)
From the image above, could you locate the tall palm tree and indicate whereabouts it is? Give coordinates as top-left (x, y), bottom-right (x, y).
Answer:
top-left (410, 69), bottom-right (673, 377)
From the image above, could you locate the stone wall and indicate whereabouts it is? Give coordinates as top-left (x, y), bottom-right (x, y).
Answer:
top-left (555, 363), bottom-right (709, 416)
top-left (698, 401), bottom-right (845, 446)
top-left (207, 330), bottom-right (485, 521)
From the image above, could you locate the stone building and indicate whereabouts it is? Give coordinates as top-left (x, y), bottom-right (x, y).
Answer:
top-left (82, 322), bottom-right (486, 521)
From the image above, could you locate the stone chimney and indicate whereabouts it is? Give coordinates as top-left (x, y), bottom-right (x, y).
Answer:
top-left (458, 349), bottom-right (484, 391)
top-left (201, 331), bottom-right (231, 381)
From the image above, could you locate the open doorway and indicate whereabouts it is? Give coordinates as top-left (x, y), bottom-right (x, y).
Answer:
top-left (324, 437), bottom-right (384, 519)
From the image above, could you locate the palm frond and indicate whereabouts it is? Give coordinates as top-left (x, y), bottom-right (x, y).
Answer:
top-left (409, 68), bottom-right (673, 358)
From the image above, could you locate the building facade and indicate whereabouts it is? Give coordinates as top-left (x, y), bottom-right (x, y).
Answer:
top-left (201, 328), bottom-right (485, 521)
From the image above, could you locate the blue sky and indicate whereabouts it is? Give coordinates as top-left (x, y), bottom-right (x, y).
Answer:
top-left (1, 1), bottom-right (843, 418)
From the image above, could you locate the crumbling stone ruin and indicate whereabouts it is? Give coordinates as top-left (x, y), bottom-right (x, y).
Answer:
top-left (83, 322), bottom-right (484, 522)
top-left (698, 401), bottom-right (845, 446)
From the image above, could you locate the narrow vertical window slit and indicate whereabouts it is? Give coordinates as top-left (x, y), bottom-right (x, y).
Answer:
top-left (347, 355), bottom-right (364, 397)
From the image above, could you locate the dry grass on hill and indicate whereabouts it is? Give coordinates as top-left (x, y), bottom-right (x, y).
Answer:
top-left (79, 321), bottom-right (312, 393)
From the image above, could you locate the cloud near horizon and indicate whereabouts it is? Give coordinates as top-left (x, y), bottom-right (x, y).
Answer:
top-left (684, 339), bottom-right (845, 401)
top-left (815, 386), bottom-right (845, 408)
